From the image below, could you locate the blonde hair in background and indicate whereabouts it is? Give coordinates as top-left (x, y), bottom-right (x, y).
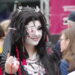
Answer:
top-left (0, 19), bottom-right (11, 34)
top-left (62, 26), bottom-right (75, 72)
top-left (0, 19), bottom-right (10, 54)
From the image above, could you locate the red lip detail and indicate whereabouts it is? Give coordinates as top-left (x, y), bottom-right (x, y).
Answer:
top-left (27, 35), bottom-right (40, 41)
top-left (31, 38), bottom-right (39, 40)
top-left (30, 37), bottom-right (40, 41)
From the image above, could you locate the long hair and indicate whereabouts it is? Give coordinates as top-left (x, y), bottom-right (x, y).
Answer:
top-left (9, 7), bottom-right (57, 75)
top-left (61, 26), bottom-right (75, 72)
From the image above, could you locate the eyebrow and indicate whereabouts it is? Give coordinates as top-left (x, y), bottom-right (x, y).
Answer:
top-left (27, 25), bottom-right (42, 27)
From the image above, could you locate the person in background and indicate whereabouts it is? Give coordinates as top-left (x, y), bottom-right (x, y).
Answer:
top-left (0, 19), bottom-right (11, 58)
top-left (0, 25), bottom-right (5, 75)
top-left (0, 19), bottom-right (10, 75)
top-left (0, 19), bottom-right (10, 35)
top-left (0, 7), bottom-right (59, 75)
top-left (67, 11), bottom-right (75, 28)
top-left (53, 11), bottom-right (75, 61)
top-left (52, 11), bottom-right (75, 75)
top-left (0, 25), bottom-right (5, 54)
top-left (60, 26), bottom-right (75, 75)
top-left (0, 19), bottom-right (10, 55)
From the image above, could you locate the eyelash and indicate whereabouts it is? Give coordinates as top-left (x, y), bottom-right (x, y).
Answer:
top-left (38, 27), bottom-right (43, 30)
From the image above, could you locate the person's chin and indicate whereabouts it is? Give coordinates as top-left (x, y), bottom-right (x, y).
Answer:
top-left (31, 42), bottom-right (39, 46)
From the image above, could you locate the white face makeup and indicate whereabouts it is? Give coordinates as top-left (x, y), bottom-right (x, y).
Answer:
top-left (25, 20), bottom-right (42, 46)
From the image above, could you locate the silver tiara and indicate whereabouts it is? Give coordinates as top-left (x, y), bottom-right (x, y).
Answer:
top-left (17, 6), bottom-right (23, 13)
top-left (35, 6), bottom-right (40, 12)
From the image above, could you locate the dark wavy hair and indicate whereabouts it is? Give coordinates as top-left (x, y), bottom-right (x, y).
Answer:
top-left (9, 7), bottom-right (57, 75)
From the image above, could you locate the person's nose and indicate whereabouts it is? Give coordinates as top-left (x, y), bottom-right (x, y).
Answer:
top-left (33, 30), bottom-right (40, 36)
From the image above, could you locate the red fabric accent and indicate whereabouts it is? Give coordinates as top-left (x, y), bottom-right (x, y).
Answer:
top-left (18, 67), bottom-right (22, 75)
top-left (0, 67), bottom-right (3, 75)
top-left (16, 47), bottom-right (27, 75)
top-left (22, 59), bottom-right (27, 65)
top-left (16, 47), bottom-right (20, 61)
top-left (16, 47), bottom-right (22, 75)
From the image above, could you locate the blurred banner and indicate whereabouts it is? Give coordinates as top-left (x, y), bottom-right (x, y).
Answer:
top-left (49, 0), bottom-right (75, 34)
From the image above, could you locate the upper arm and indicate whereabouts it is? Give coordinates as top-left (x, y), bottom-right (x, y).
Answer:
top-left (60, 60), bottom-right (69, 75)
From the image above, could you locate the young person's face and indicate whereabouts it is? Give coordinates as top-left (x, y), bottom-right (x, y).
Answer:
top-left (25, 20), bottom-right (42, 46)
top-left (60, 34), bottom-right (70, 52)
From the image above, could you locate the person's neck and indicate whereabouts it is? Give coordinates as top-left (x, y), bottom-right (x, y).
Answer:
top-left (24, 44), bottom-right (37, 59)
